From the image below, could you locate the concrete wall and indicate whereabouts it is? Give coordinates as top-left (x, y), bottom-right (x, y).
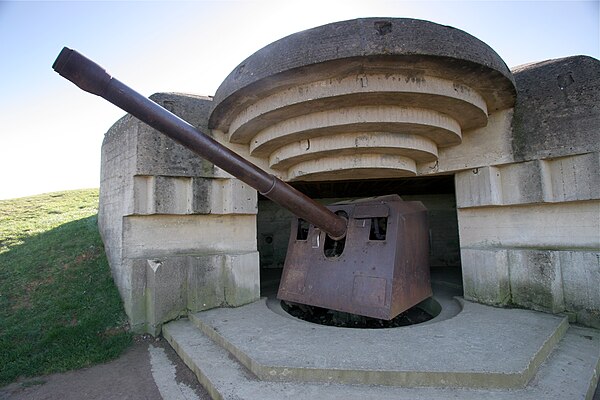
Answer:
top-left (453, 57), bottom-right (600, 328)
top-left (456, 161), bottom-right (600, 327)
top-left (99, 93), bottom-right (259, 334)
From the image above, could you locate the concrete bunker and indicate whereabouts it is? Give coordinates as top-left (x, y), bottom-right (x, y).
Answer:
top-left (96, 18), bottom-right (600, 334)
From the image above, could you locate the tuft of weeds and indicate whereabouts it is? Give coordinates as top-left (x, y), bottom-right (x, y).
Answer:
top-left (0, 189), bottom-right (131, 386)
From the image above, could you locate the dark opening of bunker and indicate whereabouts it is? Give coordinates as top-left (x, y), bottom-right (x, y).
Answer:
top-left (258, 175), bottom-right (462, 326)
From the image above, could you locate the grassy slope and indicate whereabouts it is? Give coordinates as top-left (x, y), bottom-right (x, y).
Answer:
top-left (0, 189), bottom-right (131, 386)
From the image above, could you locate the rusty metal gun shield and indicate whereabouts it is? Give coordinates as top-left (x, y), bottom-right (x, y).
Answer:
top-left (277, 194), bottom-right (432, 320)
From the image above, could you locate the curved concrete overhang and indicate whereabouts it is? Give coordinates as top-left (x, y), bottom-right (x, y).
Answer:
top-left (209, 18), bottom-right (517, 181)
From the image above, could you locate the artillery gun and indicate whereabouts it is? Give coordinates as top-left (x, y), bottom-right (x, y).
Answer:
top-left (53, 47), bottom-right (431, 320)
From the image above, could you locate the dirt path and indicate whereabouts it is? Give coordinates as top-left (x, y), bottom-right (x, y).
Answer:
top-left (0, 336), bottom-right (210, 400)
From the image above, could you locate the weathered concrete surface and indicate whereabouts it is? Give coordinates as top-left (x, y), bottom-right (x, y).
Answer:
top-left (455, 149), bottom-right (600, 327)
top-left (99, 93), bottom-right (260, 334)
top-left (418, 109), bottom-right (516, 176)
top-left (210, 17), bottom-right (515, 129)
top-left (141, 252), bottom-right (260, 334)
top-left (455, 155), bottom-right (600, 208)
top-left (135, 93), bottom-right (218, 177)
top-left (460, 248), bottom-right (511, 305)
top-left (99, 94), bottom-right (217, 318)
top-left (183, 298), bottom-right (568, 388)
top-left (511, 56), bottom-right (600, 161)
top-left (122, 215), bottom-right (257, 258)
top-left (163, 303), bottom-right (600, 399)
top-left (462, 247), bottom-right (600, 328)
top-left (457, 201), bottom-right (599, 249)
top-left (132, 176), bottom-right (257, 216)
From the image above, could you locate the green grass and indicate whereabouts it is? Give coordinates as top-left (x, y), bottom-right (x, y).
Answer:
top-left (0, 189), bottom-right (132, 386)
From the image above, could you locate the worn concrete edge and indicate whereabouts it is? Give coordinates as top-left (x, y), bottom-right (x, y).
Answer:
top-left (566, 326), bottom-right (600, 400)
top-left (187, 300), bottom-right (567, 389)
top-left (189, 311), bottom-right (265, 382)
top-left (455, 197), bottom-right (600, 211)
top-left (163, 322), bottom-right (224, 400)
top-left (520, 316), bottom-right (570, 387)
top-left (587, 357), bottom-right (600, 400)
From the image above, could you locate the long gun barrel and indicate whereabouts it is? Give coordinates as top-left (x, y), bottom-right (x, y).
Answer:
top-left (52, 47), bottom-right (347, 239)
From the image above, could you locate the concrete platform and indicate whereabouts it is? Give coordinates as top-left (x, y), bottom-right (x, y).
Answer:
top-left (163, 281), bottom-right (600, 399)
top-left (164, 319), bottom-right (599, 400)
top-left (186, 298), bottom-right (570, 388)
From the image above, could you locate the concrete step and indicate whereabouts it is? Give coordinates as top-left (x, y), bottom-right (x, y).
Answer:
top-left (163, 317), bottom-right (599, 399)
